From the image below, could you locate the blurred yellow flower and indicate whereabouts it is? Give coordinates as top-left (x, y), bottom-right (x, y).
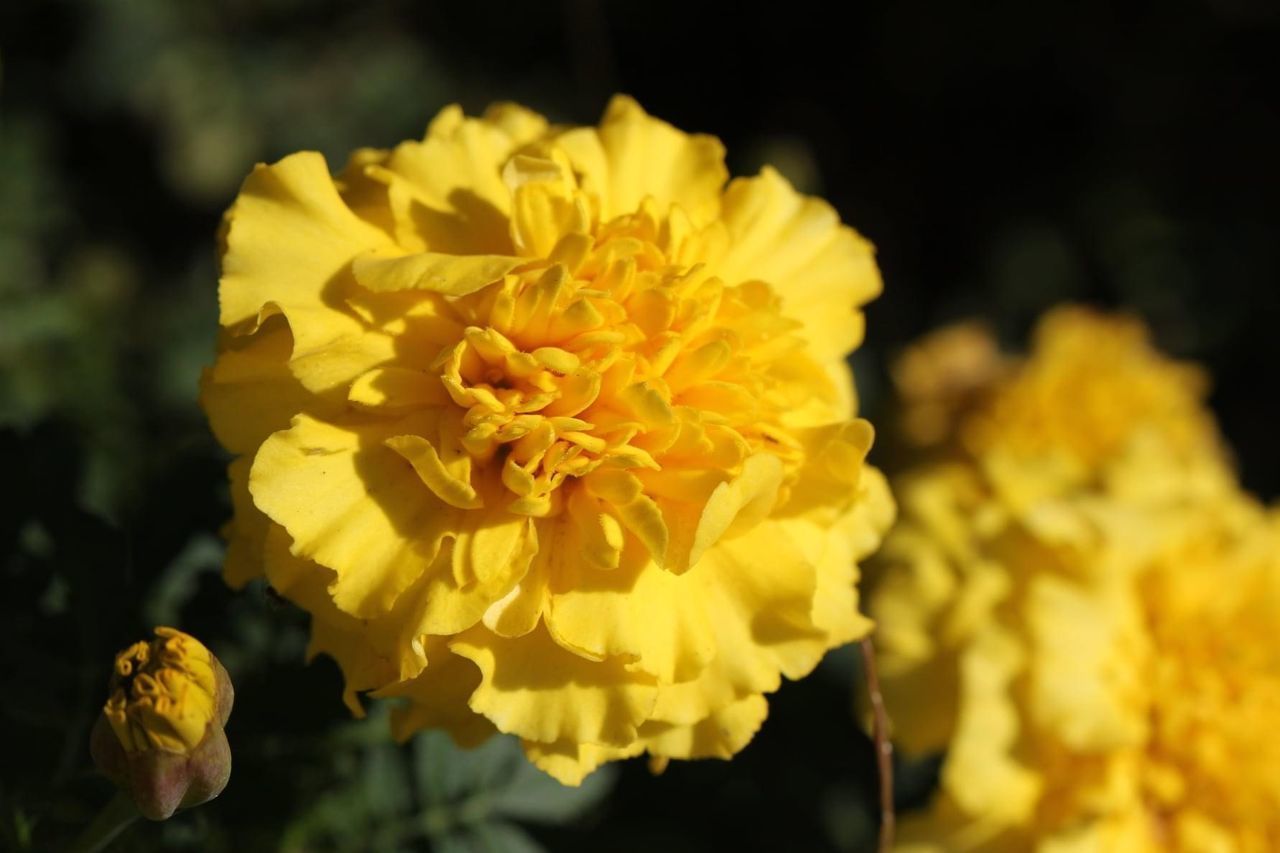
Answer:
top-left (91, 627), bottom-right (234, 819)
top-left (202, 95), bottom-right (892, 784)
top-left (889, 320), bottom-right (1006, 449)
top-left (872, 308), bottom-right (1280, 850)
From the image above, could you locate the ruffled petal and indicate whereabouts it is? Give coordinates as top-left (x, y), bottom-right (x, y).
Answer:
top-left (640, 693), bottom-right (768, 760)
top-left (557, 95), bottom-right (728, 223)
top-left (335, 146), bottom-right (399, 240)
top-left (450, 624), bottom-right (657, 748)
top-left (249, 413), bottom-right (456, 618)
top-left (222, 455), bottom-right (268, 589)
top-left (378, 640), bottom-right (495, 749)
top-left (262, 525), bottom-right (397, 710)
top-left (369, 104), bottom-right (546, 255)
top-left (544, 518), bottom-right (716, 683)
top-left (704, 518), bottom-right (829, 680)
top-left (681, 453), bottom-right (785, 572)
top-left (219, 151), bottom-right (395, 349)
top-left (943, 627), bottom-right (1041, 823)
top-left (482, 520), bottom-right (553, 638)
top-left (200, 315), bottom-right (324, 455)
top-left (776, 419), bottom-right (877, 522)
top-left (645, 517), bottom-right (830, 728)
top-left (351, 248), bottom-right (525, 296)
top-left (1025, 575), bottom-right (1149, 751)
top-left (522, 739), bottom-right (644, 787)
top-left (265, 517), bottom-right (530, 712)
top-left (715, 167), bottom-right (881, 361)
top-left (348, 366), bottom-right (450, 411)
top-left (802, 466), bottom-right (894, 647)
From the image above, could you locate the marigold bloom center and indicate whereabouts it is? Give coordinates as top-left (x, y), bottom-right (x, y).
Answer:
top-left (379, 156), bottom-right (808, 531)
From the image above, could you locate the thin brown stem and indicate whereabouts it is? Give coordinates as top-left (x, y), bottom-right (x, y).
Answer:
top-left (860, 637), bottom-right (895, 852)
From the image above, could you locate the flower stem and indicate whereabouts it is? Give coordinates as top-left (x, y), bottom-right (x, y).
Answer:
top-left (860, 637), bottom-right (895, 853)
top-left (68, 792), bottom-right (138, 853)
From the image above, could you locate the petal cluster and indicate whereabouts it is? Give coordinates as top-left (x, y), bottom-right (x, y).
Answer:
top-left (103, 627), bottom-right (221, 755)
top-left (872, 308), bottom-right (1280, 850)
top-left (91, 628), bottom-right (234, 819)
top-left (202, 96), bottom-right (892, 783)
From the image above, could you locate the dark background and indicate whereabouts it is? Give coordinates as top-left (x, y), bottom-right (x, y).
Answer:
top-left (2, 1), bottom-right (1277, 850)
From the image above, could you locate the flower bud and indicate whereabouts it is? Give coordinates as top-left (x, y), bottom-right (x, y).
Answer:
top-left (90, 627), bottom-right (233, 820)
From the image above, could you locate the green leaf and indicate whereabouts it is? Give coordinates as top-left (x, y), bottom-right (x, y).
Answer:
top-left (435, 821), bottom-right (545, 853)
top-left (489, 759), bottom-right (617, 825)
top-left (361, 742), bottom-right (412, 820)
top-left (143, 533), bottom-right (225, 627)
top-left (409, 729), bottom-right (617, 831)
top-left (412, 732), bottom-right (522, 811)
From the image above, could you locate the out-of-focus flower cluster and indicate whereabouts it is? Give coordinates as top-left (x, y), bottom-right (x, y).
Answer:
top-left (202, 96), bottom-right (893, 784)
top-left (873, 307), bottom-right (1280, 851)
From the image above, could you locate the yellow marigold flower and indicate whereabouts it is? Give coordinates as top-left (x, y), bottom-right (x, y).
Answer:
top-left (201, 96), bottom-right (893, 784)
top-left (90, 628), bottom-right (234, 820)
top-left (871, 308), bottom-right (1280, 850)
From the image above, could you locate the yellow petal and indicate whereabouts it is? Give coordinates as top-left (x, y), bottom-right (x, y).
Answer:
top-left (265, 517), bottom-right (527, 706)
top-left (777, 419), bottom-right (876, 521)
top-left (640, 693), bottom-right (768, 760)
top-left (200, 314), bottom-right (325, 455)
top-left (522, 739), bottom-right (644, 787)
top-left (779, 427), bottom-right (894, 647)
top-left (375, 105), bottom-right (544, 255)
top-left (806, 467), bottom-right (893, 646)
top-left (1025, 575), bottom-right (1148, 751)
top-left (349, 491), bottom-right (527, 639)
top-left (715, 167), bottom-right (881, 361)
top-left (510, 181), bottom-right (592, 260)
top-left (450, 624), bottom-right (657, 748)
top-left (222, 455), bottom-right (268, 588)
top-left (480, 102), bottom-right (551, 147)
top-left (351, 248), bottom-right (525, 296)
top-left (583, 470), bottom-right (669, 568)
top-left (262, 525), bottom-right (397, 710)
top-left (335, 145), bottom-right (400, 241)
top-left (503, 150), bottom-right (592, 258)
top-left (219, 151), bottom-right (394, 353)
top-left (482, 540), bottom-right (550, 638)
top-left (647, 516), bottom-right (833, 728)
top-left (557, 95), bottom-right (728, 223)
top-left (450, 487), bottom-right (536, 589)
top-left (943, 627), bottom-right (1041, 822)
top-left (348, 366), bottom-right (449, 411)
top-left (545, 518), bottom-right (716, 684)
top-left (698, 519), bottom-right (828, 687)
top-left (648, 657), bottom-right (746, 727)
top-left (684, 453), bottom-right (784, 571)
top-left (566, 486), bottom-right (626, 570)
top-left (285, 324), bottom-right (398, 396)
top-left (386, 433), bottom-right (482, 510)
top-left (377, 642), bottom-right (495, 749)
top-left (250, 414), bottom-right (456, 618)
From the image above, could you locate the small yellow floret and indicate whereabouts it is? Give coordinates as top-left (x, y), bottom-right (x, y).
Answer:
top-left (104, 627), bottom-right (218, 755)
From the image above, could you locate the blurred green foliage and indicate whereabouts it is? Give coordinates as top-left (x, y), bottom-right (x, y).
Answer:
top-left (2, 0), bottom-right (1277, 850)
